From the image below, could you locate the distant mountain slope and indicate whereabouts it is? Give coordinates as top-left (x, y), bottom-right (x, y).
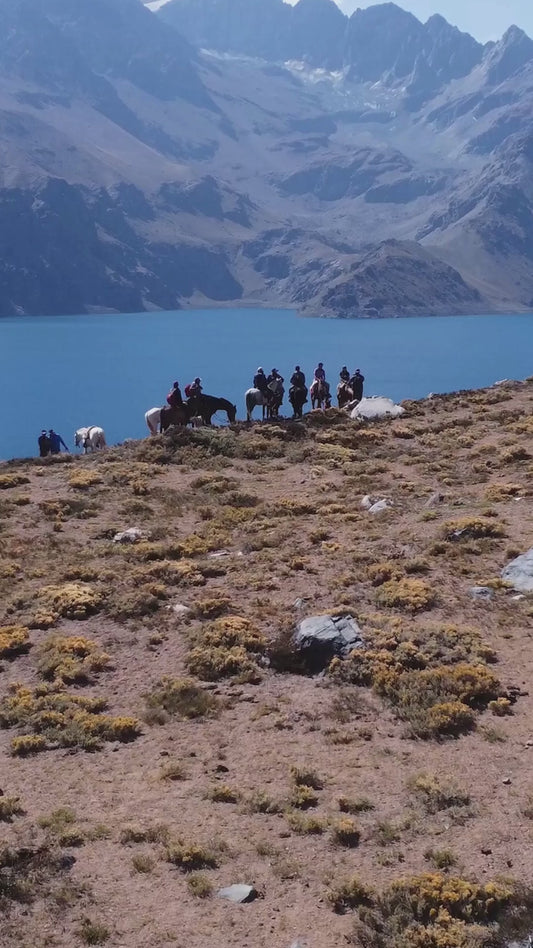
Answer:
top-left (0, 0), bottom-right (532, 317)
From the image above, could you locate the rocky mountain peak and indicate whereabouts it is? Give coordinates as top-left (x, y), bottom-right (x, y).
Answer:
top-left (485, 24), bottom-right (533, 84)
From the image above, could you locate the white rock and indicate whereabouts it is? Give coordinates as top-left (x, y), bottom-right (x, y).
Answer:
top-left (169, 603), bottom-right (191, 617)
top-left (368, 499), bottom-right (392, 515)
top-left (469, 586), bottom-right (493, 601)
top-left (502, 548), bottom-right (533, 593)
top-left (360, 495), bottom-right (374, 510)
top-left (113, 527), bottom-right (148, 544)
top-left (217, 884), bottom-right (257, 903)
top-left (351, 396), bottom-right (405, 421)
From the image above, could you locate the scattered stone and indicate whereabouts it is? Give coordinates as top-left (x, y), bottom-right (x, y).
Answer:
top-left (425, 492), bottom-right (444, 508)
top-left (112, 527), bottom-right (148, 544)
top-left (481, 847), bottom-right (492, 855)
top-left (290, 941), bottom-right (307, 948)
top-left (217, 884), bottom-right (257, 904)
top-left (361, 495), bottom-right (374, 510)
top-left (169, 603), bottom-right (191, 618)
top-left (512, 595), bottom-right (526, 602)
top-left (293, 614), bottom-right (365, 673)
top-left (293, 597), bottom-right (306, 611)
top-left (502, 777), bottom-right (512, 785)
top-left (502, 548), bottom-right (533, 593)
top-left (470, 586), bottom-right (493, 601)
top-left (368, 499), bottom-right (392, 515)
top-left (208, 550), bottom-right (244, 559)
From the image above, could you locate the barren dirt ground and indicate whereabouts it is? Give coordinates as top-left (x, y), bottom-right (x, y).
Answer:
top-left (1, 382), bottom-right (533, 948)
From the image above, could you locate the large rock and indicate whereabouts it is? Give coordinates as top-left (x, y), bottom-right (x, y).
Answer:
top-left (217, 884), bottom-right (257, 904)
top-left (502, 549), bottom-right (533, 592)
top-left (351, 397), bottom-right (405, 420)
top-left (294, 615), bottom-right (365, 672)
top-left (113, 527), bottom-right (148, 544)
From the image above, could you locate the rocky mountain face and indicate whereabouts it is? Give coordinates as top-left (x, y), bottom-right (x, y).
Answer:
top-left (0, 0), bottom-right (533, 317)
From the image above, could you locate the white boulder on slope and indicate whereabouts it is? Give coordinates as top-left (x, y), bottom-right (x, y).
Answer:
top-left (350, 397), bottom-right (405, 420)
top-left (502, 549), bottom-right (533, 593)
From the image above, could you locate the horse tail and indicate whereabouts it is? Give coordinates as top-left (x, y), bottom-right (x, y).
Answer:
top-left (246, 391), bottom-right (255, 420)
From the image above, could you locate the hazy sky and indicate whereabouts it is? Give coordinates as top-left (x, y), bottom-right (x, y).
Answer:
top-left (332, 0), bottom-right (532, 42)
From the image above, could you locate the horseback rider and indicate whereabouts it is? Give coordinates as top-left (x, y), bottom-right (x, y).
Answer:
top-left (267, 368), bottom-right (284, 387)
top-left (290, 365), bottom-right (306, 389)
top-left (350, 369), bottom-right (365, 402)
top-left (267, 368), bottom-right (284, 413)
top-left (253, 367), bottom-right (269, 395)
top-left (166, 381), bottom-right (183, 408)
top-left (186, 377), bottom-right (203, 399)
top-left (339, 366), bottom-right (350, 384)
top-left (314, 362), bottom-right (326, 383)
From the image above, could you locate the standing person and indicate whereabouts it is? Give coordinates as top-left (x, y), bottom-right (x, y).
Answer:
top-left (166, 381), bottom-right (183, 408)
top-left (350, 369), bottom-right (365, 402)
top-left (49, 429), bottom-right (68, 454)
top-left (38, 430), bottom-right (50, 457)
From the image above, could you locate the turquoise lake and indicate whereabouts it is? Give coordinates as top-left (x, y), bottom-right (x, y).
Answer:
top-left (1, 308), bottom-right (533, 460)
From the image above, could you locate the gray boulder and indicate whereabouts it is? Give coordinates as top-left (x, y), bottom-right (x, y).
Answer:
top-left (502, 548), bottom-right (533, 593)
top-left (470, 586), bottom-right (493, 601)
top-left (113, 527), bottom-right (147, 544)
top-left (294, 614), bottom-right (365, 672)
top-left (217, 884), bottom-right (257, 903)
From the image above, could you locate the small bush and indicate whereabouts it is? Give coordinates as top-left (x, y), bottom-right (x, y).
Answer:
top-left (192, 596), bottom-right (232, 619)
top-left (37, 635), bottom-right (111, 685)
top-left (328, 877), bottom-right (374, 914)
top-left (132, 854), bottom-right (154, 874)
top-left (290, 767), bottom-right (324, 790)
top-left (199, 616), bottom-right (266, 652)
top-left (489, 698), bottom-right (513, 717)
top-left (159, 761), bottom-right (186, 782)
top-left (68, 470), bottom-right (103, 490)
top-left (338, 796), bottom-right (375, 814)
top-left (186, 645), bottom-right (258, 682)
top-left (376, 579), bottom-right (435, 613)
top-left (286, 812), bottom-right (327, 835)
top-left (245, 791), bottom-right (283, 815)
top-left (78, 920), bottom-right (110, 945)
top-left (0, 626), bottom-right (30, 659)
top-left (442, 518), bottom-right (506, 541)
top-left (289, 785), bottom-right (319, 810)
top-left (331, 818), bottom-right (361, 848)
top-left (165, 841), bottom-right (218, 872)
top-left (0, 796), bottom-right (25, 822)
top-left (0, 473), bottom-right (30, 490)
top-left (11, 734), bottom-right (47, 756)
top-left (207, 784), bottom-right (240, 804)
top-left (144, 678), bottom-right (218, 721)
top-left (36, 583), bottom-right (103, 621)
top-left (187, 873), bottom-right (213, 898)
top-left (408, 774), bottom-right (470, 813)
top-left (367, 562), bottom-right (405, 587)
top-left (424, 848), bottom-right (458, 870)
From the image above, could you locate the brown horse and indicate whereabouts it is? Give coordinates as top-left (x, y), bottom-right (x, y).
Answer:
top-left (337, 382), bottom-right (354, 409)
top-left (160, 404), bottom-right (189, 432)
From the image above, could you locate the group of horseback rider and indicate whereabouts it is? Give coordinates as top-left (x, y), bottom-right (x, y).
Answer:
top-left (252, 363), bottom-right (365, 418)
top-left (166, 378), bottom-right (203, 409)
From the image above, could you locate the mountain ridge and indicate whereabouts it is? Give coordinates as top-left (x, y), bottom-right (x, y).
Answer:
top-left (0, 0), bottom-right (532, 317)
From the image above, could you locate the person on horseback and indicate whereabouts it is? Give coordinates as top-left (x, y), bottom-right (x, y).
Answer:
top-left (186, 378), bottom-right (203, 399)
top-left (267, 368), bottom-right (284, 387)
top-left (253, 367), bottom-right (269, 395)
top-left (167, 381), bottom-right (183, 408)
top-left (350, 369), bottom-right (365, 402)
top-left (314, 362), bottom-right (326, 383)
top-left (266, 368), bottom-right (284, 416)
top-left (339, 366), bottom-right (350, 383)
top-left (290, 365), bottom-right (306, 388)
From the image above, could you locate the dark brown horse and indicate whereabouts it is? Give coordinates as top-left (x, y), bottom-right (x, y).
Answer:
top-left (189, 395), bottom-right (237, 425)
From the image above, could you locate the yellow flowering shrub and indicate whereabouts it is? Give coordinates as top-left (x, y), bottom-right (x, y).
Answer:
top-left (0, 626), bottom-right (30, 658)
top-left (37, 635), bottom-right (111, 684)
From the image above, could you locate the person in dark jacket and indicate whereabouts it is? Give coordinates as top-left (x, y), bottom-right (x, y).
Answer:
top-left (350, 369), bottom-right (365, 401)
top-left (290, 365), bottom-right (306, 388)
top-left (167, 381), bottom-right (183, 408)
top-left (49, 429), bottom-right (68, 454)
top-left (38, 430), bottom-right (50, 457)
top-left (339, 366), bottom-right (350, 383)
top-left (253, 367), bottom-right (269, 394)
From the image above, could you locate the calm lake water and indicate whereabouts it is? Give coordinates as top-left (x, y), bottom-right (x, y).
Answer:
top-left (1, 308), bottom-right (533, 460)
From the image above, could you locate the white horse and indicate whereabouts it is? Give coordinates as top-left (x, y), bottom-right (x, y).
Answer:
top-left (145, 406), bottom-right (204, 436)
top-left (145, 407), bottom-right (161, 436)
top-left (75, 426), bottom-right (106, 452)
top-left (245, 388), bottom-right (269, 422)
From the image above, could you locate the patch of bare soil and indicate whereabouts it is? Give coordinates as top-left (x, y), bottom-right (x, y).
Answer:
top-left (1, 381), bottom-right (533, 948)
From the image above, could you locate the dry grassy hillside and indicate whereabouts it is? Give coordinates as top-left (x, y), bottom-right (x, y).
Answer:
top-left (1, 382), bottom-right (533, 948)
